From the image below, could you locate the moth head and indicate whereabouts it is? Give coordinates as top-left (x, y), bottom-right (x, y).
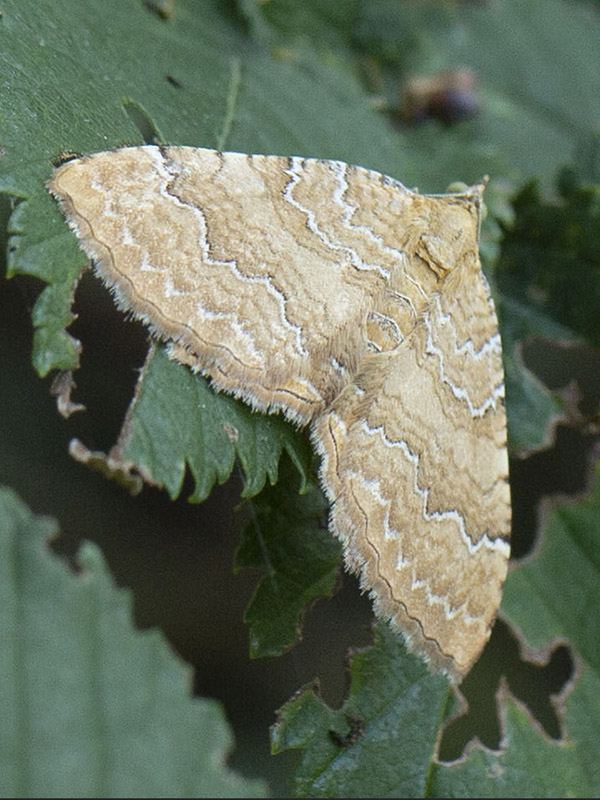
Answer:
top-left (417, 183), bottom-right (485, 279)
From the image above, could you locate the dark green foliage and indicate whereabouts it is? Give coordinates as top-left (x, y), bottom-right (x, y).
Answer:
top-left (1, 0), bottom-right (599, 796)
top-left (499, 170), bottom-right (600, 347)
top-left (271, 624), bottom-right (450, 798)
top-left (119, 345), bottom-right (312, 502)
top-left (235, 458), bottom-right (341, 657)
top-left (0, 487), bottom-right (266, 797)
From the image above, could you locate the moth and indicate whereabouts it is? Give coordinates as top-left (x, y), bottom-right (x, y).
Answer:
top-left (48, 145), bottom-right (511, 681)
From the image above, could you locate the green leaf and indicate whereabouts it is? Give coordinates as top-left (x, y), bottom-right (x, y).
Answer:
top-left (2, 3), bottom-right (600, 795)
top-left (492, 166), bottom-right (600, 453)
top-left (0, 0), bottom-right (411, 378)
top-left (496, 294), bottom-right (570, 454)
top-left (354, 0), bottom-right (600, 190)
top-left (271, 623), bottom-right (450, 798)
top-left (113, 344), bottom-right (311, 502)
top-left (354, 0), bottom-right (461, 73)
top-left (269, 460), bottom-right (600, 797)
top-left (270, 458), bottom-right (600, 797)
top-left (0, 485), bottom-right (267, 798)
top-left (498, 171), bottom-right (600, 348)
top-left (1, 0), bottom-right (566, 484)
top-left (1, 0), bottom-right (243, 374)
top-left (431, 464), bottom-right (600, 797)
top-left (243, 0), bottom-right (361, 50)
top-left (234, 457), bottom-right (341, 658)
top-left (502, 463), bottom-right (600, 675)
top-left (478, 180), bottom-right (568, 454)
top-left (0, 0), bottom-right (438, 500)
top-left (476, 171), bottom-right (588, 455)
top-left (431, 690), bottom-right (593, 798)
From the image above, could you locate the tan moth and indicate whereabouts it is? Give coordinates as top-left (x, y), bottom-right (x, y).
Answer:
top-left (48, 146), bottom-right (511, 681)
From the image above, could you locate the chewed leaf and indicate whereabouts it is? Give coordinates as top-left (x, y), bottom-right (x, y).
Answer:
top-left (235, 457), bottom-right (341, 658)
top-left (0, 486), bottom-right (266, 798)
top-left (271, 623), bottom-right (449, 798)
top-left (114, 344), bottom-right (312, 502)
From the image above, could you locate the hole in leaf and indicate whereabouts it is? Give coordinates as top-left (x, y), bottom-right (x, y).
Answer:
top-left (438, 618), bottom-right (574, 762)
top-left (509, 425), bottom-right (599, 560)
top-left (67, 271), bottom-right (149, 452)
top-left (523, 337), bottom-right (600, 419)
top-left (166, 74), bottom-right (183, 89)
top-left (122, 100), bottom-right (161, 145)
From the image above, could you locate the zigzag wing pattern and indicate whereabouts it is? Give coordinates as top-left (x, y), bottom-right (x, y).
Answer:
top-left (315, 267), bottom-right (510, 678)
top-left (48, 145), bottom-right (511, 679)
